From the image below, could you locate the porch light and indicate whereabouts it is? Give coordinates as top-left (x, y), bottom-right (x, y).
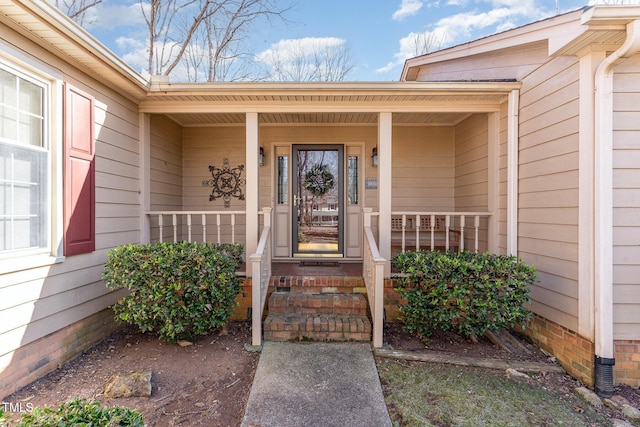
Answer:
top-left (372, 146), bottom-right (378, 167)
top-left (259, 147), bottom-right (265, 166)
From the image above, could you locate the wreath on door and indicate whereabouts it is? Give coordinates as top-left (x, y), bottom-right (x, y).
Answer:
top-left (304, 163), bottom-right (335, 197)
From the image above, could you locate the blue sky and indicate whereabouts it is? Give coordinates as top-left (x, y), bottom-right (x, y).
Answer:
top-left (83, 0), bottom-right (611, 81)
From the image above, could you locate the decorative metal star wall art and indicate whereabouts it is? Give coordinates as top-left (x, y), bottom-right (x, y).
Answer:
top-left (202, 158), bottom-right (246, 208)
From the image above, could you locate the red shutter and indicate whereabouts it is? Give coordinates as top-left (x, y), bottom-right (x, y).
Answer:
top-left (64, 83), bottom-right (95, 256)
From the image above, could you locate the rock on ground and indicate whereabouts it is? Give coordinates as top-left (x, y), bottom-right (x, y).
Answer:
top-left (575, 387), bottom-right (603, 407)
top-left (104, 371), bottom-right (152, 398)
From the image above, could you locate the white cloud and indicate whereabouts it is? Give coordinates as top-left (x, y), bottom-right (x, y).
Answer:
top-left (116, 36), bottom-right (147, 68)
top-left (446, 0), bottom-right (468, 6)
top-left (115, 37), bottom-right (191, 82)
top-left (255, 37), bottom-right (351, 81)
top-left (255, 37), bottom-right (346, 63)
top-left (376, 28), bottom-right (450, 73)
top-left (83, 3), bottom-right (145, 30)
top-left (392, 0), bottom-right (424, 21)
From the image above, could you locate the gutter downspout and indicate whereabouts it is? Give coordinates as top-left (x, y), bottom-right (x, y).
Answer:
top-left (593, 18), bottom-right (640, 397)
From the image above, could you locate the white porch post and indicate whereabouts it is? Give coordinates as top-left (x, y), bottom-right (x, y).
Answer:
top-left (378, 112), bottom-right (392, 274)
top-left (507, 90), bottom-right (519, 256)
top-left (139, 113), bottom-right (151, 244)
top-left (246, 112), bottom-right (259, 256)
top-left (487, 112), bottom-right (499, 254)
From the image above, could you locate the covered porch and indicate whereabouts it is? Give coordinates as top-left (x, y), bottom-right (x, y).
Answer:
top-left (138, 81), bottom-right (521, 348)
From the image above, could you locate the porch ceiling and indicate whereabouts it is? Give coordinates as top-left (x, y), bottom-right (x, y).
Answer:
top-left (165, 111), bottom-right (474, 126)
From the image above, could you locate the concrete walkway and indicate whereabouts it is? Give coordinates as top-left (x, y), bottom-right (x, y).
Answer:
top-left (241, 342), bottom-right (392, 427)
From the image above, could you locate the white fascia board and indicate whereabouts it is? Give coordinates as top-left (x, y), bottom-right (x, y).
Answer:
top-left (145, 81), bottom-right (521, 95)
top-left (582, 5), bottom-right (640, 26)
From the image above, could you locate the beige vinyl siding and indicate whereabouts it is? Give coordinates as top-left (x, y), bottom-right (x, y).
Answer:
top-left (518, 56), bottom-right (580, 332)
top-left (150, 115), bottom-right (183, 211)
top-left (149, 115), bottom-right (183, 242)
top-left (0, 32), bottom-right (141, 361)
top-left (454, 114), bottom-right (489, 251)
top-left (612, 54), bottom-right (640, 340)
top-left (392, 126), bottom-right (454, 211)
top-left (414, 42), bottom-right (549, 82)
top-left (182, 126), bottom-right (246, 244)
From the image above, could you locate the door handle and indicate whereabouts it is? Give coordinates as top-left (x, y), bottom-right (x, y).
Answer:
top-left (293, 195), bottom-right (297, 206)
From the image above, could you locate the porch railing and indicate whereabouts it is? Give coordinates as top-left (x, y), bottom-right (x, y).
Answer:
top-left (251, 208), bottom-right (272, 347)
top-left (363, 208), bottom-right (385, 348)
top-left (147, 210), bottom-right (245, 243)
top-left (391, 211), bottom-right (492, 253)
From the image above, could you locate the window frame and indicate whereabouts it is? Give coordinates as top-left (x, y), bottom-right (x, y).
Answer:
top-left (0, 54), bottom-right (63, 274)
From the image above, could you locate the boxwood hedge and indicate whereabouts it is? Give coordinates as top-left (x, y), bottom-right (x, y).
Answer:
top-left (104, 242), bottom-right (243, 342)
top-left (392, 250), bottom-right (535, 340)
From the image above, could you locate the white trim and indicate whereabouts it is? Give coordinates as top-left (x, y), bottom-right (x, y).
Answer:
top-left (141, 101), bottom-right (506, 115)
top-left (245, 113), bottom-right (259, 256)
top-left (378, 112), bottom-right (392, 275)
top-left (0, 55), bottom-right (64, 271)
top-left (506, 90), bottom-right (519, 256)
top-left (145, 81), bottom-right (520, 93)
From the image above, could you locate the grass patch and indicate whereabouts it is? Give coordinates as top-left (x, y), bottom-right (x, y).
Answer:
top-left (378, 360), bottom-right (612, 427)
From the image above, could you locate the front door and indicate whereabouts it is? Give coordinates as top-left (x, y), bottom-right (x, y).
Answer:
top-left (292, 145), bottom-right (343, 257)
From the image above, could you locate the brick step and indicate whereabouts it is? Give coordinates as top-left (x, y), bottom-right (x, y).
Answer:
top-left (271, 276), bottom-right (364, 294)
top-left (268, 291), bottom-right (368, 315)
top-left (263, 313), bottom-right (372, 342)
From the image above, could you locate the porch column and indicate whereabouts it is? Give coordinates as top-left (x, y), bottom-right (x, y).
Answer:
top-left (507, 90), bottom-right (519, 256)
top-left (246, 112), bottom-right (259, 257)
top-left (378, 112), bottom-right (392, 274)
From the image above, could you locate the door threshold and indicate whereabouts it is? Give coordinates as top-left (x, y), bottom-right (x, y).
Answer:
top-left (299, 260), bottom-right (340, 267)
top-left (293, 253), bottom-right (343, 259)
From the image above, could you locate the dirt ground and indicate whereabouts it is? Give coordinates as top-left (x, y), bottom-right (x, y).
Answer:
top-left (4, 321), bottom-right (640, 426)
top-left (4, 322), bottom-right (258, 427)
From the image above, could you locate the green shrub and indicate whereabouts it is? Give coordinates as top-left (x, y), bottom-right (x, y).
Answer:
top-left (12, 398), bottom-right (144, 426)
top-left (392, 251), bottom-right (535, 340)
top-left (104, 242), bottom-right (243, 342)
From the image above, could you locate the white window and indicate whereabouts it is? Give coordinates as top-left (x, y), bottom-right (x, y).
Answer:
top-left (0, 65), bottom-right (49, 255)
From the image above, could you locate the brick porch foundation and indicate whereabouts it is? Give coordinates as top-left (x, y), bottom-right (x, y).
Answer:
top-left (521, 315), bottom-right (640, 388)
top-left (521, 315), bottom-right (595, 386)
top-left (0, 309), bottom-right (120, 400)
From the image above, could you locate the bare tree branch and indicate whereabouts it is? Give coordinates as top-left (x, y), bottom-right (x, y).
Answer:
top-left (145, 0), bottom-right (291, 81)
top-left (410, 31), bottom-right (446, 57)
top-left (54, 0), bottom-right (102, 25)
top-left (260, 39), bottom-right (354, 82)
